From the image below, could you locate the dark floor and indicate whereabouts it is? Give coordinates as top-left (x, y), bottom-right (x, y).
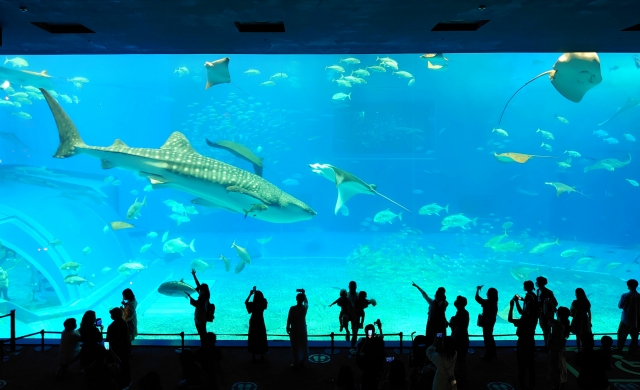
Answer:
top-left (2, 343), bottom-right (639, 390)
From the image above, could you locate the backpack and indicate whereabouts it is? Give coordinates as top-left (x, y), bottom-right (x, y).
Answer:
top-left (206, 302), bottom-right (215, 322)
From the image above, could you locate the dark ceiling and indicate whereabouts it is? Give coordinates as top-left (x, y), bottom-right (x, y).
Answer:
top-left (0, 0), bottom-right (639, 55)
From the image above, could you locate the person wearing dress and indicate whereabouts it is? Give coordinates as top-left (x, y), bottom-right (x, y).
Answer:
top-left (121, 288), bottom-right (138, 341)
top-left (185, 269), bottom-right (211, 347)
top-left (286, 290), bottom-right (309, 369)
top-left (425, 336), bottom-right (458, 390)
top-left (245, 288), bottom-right (268, 362)
top-left (570, 288), bottom-right (592, 352)
top-left (412, 282), bottom-right (448, 342)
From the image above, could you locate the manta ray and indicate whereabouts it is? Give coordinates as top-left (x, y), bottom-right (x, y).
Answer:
top-left (309, 163), bottom-right (410, 215)
top-left (204, 57), bottom-right (231, 90)
top-left (494, 152), bottom-right (554, 164)
top-left (598, 98), bottom-right (640, 126)
top-left (499, 52), bottom-right (602, 125)
top-left (206, 139), bottom-right (263, 176)
top-left (39, 88), bottom-right (317, 224)
top-left (584, 153), bottom-right (631, 173)
top-left (545, 182), bottom-right (590, 198)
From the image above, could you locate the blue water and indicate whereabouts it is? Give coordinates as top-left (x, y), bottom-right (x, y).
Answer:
top-left (0, 53), bottom-right (638, 341)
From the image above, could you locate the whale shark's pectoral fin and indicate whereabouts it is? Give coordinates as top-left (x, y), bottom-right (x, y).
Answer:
top-left (226, 185), bottom-right (269, 205)
top-left (191, 198), bottom-right (238, 213)
top-left (140, 172), bottom-right (172, 189)
top-left (101, 159), bottom-right (115, 169)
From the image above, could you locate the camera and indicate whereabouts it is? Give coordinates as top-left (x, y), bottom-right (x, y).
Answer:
top-left (296, 288), bottom-right (305, 293)
top-left (374, 319), bottom-right (382, 327)
top-left (437, 333), bottom-right (443, 338)
top-left (253, 286), bottom-right (256, 293)
top-left (96, 318), bottom-right (102, 327)
top-left (104, 341), bottom-right (110, 350)
top-left (385, 357), bottom-right (394, 362)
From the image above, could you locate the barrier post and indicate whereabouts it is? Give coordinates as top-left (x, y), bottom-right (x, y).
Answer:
top-left (175, 331), bottom-right (185, 354)
top-left (9, 310), bottom-right (15, 353)
top-left (324, 332), bottom-right (340, 355)
top-left (394, 331), bottom-right (409, 355)
top-left (34, 330), bottom-right (50, 352)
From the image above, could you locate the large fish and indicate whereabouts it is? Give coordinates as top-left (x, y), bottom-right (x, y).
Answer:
top-left (40, 88), bottom-right (317, 224)
top-left (157, 279), bottom-right (196, 298)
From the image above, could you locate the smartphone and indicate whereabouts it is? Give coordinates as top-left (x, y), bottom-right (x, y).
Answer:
top-left (104, 341), bottom-right (109, 350)
top-left (437, 333), bottom-right (443, 338)
top-left (386, 357), bottom-right (394, 362)
top-left (253, 286), bottom-right (257, 292)
top-left (367, 329), bottom-right (373, 337)
top-left (96, 319), bottom-right (102, 326)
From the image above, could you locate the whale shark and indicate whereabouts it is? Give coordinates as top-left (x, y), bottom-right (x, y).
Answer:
top-left (39, 88), bottom-right (317, 224)
top-left (309, 163), bottom-right (409, 214)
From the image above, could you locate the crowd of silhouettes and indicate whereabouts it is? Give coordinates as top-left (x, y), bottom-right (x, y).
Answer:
top-left (49, 276), bottom-right (640, 389)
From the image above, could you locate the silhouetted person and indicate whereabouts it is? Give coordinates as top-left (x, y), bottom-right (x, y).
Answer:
top-left (332, 365), bottom-right (357, 390)
top-left (286, 290), bottom-right (309, 369)
top-left (185, 269), bottom-right (211, 346)
top-left (380, 359), bottom-right (410, 390)
top-left (426, 335), bottom-right (457, 390)
top-left (520, 280), bottom-right (538, 315)
top-left (56, 318), bottom-right (81, 379)
top-left (356, 323), bottom-right (386, 390)
top-left (347, 281), bottom-right (360, 350)
top-left (617, 278), bottom-right (640, 355)
top-left (246, 288), bottom-right (268, 363)
top-left (548, 307), bottom-right (570, 390)
top-left (577, 333), bottom-right (610, 390)
top-left (106, 307), bottom-right (131, 389)
top-left (509, 294), bottom-right (536, 390)
top-left (536, 276), bottom-right (558, 351)
top-left (600, 336), bottom-right (613, 370)
top-left (355, 291), bottom-right (377, 329)
top-left (475, 285), bottom-right (498, 360)
top-left (121, 288), bottom-right (138, 342)
top-left (195, 332), bottom-right (222, 390)
top-left (329, 289), bottom-right (350, 333)
top-left (412, 282), bottom-right (448, 342)
top-left (79, 310), bottom-right (103, 368)
top-left (178, 349), bottom-right (205, 389)
top-left (449, 295), bottom-right (469, 384)
top-left (570, 288), bottom-right (592, 352)
top-left (0, 266), bottom-right (10, 300)
top-left (139, 371), bottom-right (163, 390)
top-left (85, 344), bottom-right (122, 389)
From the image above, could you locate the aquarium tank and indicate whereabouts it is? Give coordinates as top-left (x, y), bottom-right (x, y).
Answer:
top-left (0, 53), bottom-right (638, 343)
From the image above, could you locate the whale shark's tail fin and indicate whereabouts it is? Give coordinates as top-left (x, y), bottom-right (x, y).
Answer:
top-left (40, 88), bottom-right (86, 158)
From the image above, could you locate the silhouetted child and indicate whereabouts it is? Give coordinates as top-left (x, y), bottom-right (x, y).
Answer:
top-left (601, 335), bottom-right (613, 370)
top-left (329, 289), bottom-right (351, 331)
top-left (355, 291), bottom-right (377, 329)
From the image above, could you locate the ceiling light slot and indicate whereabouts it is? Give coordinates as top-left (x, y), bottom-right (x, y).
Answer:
top-left (31, 22), bottom-right (95, 34)
top-left (431, 20), bottom-right (489, 32)
top-left (622, 23), bottom-right (640, 31)
top-left (234, 21), bottom-right (285, 33)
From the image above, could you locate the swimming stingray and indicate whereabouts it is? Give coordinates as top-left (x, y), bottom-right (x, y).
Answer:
top-left (597, 98), bottom-right (640, 126)
top-left (584, 153), bottom-right (631, 173)
top-left (545, 182), bottom-right (590, 198)
top-left (206, 139), bottom-right (263, 176)
top-left (309, 163), bottom-right (410, 214)
top-left (498, 52), bottom-right (602, 125)
top-left (0, 132), bottom-right (28, 149)
top-left (204, 57), bottom-right (231, 90)
top-left (494, 152), bottom-right (554, 164)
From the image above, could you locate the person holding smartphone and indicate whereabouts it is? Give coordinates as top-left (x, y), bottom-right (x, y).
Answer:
top-left (185, 269), bottom-right (211, 347)
top-left (475, 285), bottom-right (499, 361)
top-left (425, 335), bottom-right (458, 390)
top-left (355, 323), bottom-right (386, 390)
top-left (246, 286), bottom-right (268, 363)
top-left (286, 289), bottom-right (308, 369)
top-left (79, 310), bottom-right (103, 368)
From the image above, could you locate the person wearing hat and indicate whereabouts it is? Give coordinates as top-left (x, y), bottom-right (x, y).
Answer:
top-left (106, 307), bottom-right (131, 389)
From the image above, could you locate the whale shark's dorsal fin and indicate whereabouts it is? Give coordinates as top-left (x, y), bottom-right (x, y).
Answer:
top-left (161, 132), bottom-right (197, 154)
top-left (110, 139), bottom-right (128, 148)
top-left (180, 278), bottom-right (184, 283)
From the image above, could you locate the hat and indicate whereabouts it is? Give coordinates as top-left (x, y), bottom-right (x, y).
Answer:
top-left (109, 307), bottom-right (123, 317)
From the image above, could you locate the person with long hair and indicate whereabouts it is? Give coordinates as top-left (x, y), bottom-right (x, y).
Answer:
top-left (78, 310), bottom-right (103, 368)
top-left (185, 269), bottom-right (211, 346)
top-left (246, 287), bottom-right (268, 363)
top-left (570, 288), bottom-right (592, 352)
top-left (412, 282), bottom-right (448, 342)
top-left (426, 335), bottom-right (457, 390)
top-left (286, 290), bottom-right (309, 369)
top-left (548, 307), bottom-right (571, 390)
top-left (475, 285), bottom-right (499, 361)
top-left (121, 288), bottom-right (138, 341)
